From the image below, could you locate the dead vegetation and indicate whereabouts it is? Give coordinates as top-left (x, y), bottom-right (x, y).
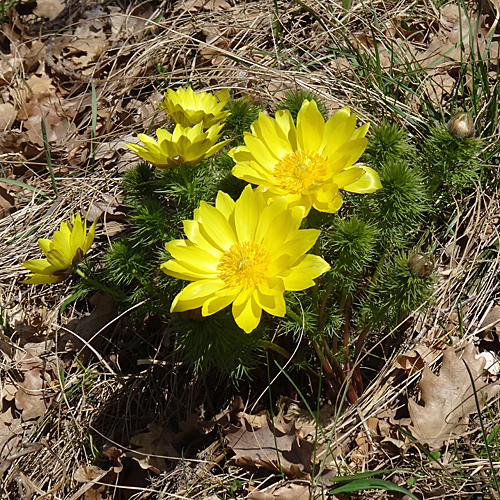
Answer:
top-left (1, 0), bottom-right (500, 498)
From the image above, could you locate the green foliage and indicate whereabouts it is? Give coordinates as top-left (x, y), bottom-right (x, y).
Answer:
top-left (322, 216), bottom-right (378, 294)
top-left (276, 88), bottom-right (329, 121)
top-left (122, 162), bottom-right (158, 206)
top-left (362, 252), bottom-right (434, 327)
top-left (362, 121), bottom-right (416, 169)
top-left (360, 158), bottom-right (429, 249)
top-left (172, 309), bottom-right (263, 376)
top-left (223, 96), bottom-right (261, 146)
top-left (421, 123), bottom-right (483, 196)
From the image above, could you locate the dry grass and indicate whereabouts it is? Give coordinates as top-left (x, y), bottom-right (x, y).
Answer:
top-left (1, 0), bottom-right (500, 497)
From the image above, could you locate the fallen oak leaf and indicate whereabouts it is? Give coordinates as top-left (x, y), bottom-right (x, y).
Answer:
top-left (408, 343), bottom-right (499, 449)
top-left (125, 423), bottom-right (180, 473)
top-left (225, 414), bottom-right (316, 479)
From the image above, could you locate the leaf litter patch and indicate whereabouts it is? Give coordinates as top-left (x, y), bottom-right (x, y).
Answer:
top-left (1, 0), bottom-right (500, 498)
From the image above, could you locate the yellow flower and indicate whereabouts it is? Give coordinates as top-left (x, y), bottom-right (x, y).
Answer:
top-left (229, 100), bottom-right (381, 215)
top-left (21, 214), bottom-right (96, 284)
top-left (126, 122), bottom-right (231, 168)
top-left (160, 185), bottom-right (330, 333)
top-left (160, 87), bottom-right (230, 129)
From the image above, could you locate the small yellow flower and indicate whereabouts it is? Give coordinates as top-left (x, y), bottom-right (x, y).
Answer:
top-left (160, 87), bottom-right (230, 129)
top-left (229, 100), bottom-right (382, 215)
top-left (126, 122), bottom-right (231, 168)
top-left (21, 214), bottom-right (96, 284)
top-left (161, 185), bottom-right (330, 333)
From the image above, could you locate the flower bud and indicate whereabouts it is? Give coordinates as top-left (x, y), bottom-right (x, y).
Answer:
top-left (408, 253), bottom-right (435, 278)
top-left (446, 112), bottom-right (475, 139)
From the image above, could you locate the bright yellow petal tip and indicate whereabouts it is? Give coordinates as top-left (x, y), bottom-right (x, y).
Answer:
top-left (21, 214), bottom-right (96, 285)
top-left (126, 122), bottom-right (231, 168)
top-left (229, 99), bottom-right (381, 215)
top-left (161, 185), bottom-right (330, 333)
top-left (159, 86), bottom-right (230, 129)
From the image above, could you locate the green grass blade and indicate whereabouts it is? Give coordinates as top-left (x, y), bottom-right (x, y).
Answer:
top-left (328, 469), bottom-right (396, 482)
top-left (40, 117), bottom-right (59, 196)
top-left (329, 478), bottom-right (419, 499)
top-left (90, 79), bottom-right (97, 167)
top-left (0, 177), bottom-right (49, 198)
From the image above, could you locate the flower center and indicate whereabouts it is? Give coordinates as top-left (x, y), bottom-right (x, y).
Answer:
top-left (274, 150), bottom-right (328, 194)
top-left (217, 241), bottom-right (271, 289)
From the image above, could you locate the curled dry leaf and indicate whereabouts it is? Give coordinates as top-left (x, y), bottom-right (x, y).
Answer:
top-left (225, 413), bottom-right (316, 479)
top-left (125, 423), bottom-right (180, 473)
top-left (396, 344), bottom-right (434, 374)
top-left (408, 343), bottom-right (499, 449)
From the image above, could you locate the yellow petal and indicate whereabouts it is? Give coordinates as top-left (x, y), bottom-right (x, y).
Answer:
top-left (161, 259), bottom-right (218, 280)
top-left (244, 134), bottom-right (278, 172)
top-left (21, 258), bottom-right (54, 274)
top-left (234, 184), bottom-right (258, 242)
top-left (297, 100), bottom-right (324, 153)
top-left (252, 113), bottom-right (293, 160)
top-left (182, 221), bottom-right (222, 258)
top-left (331, 166), bottom-right (365, 188)
top-left (38, 238), bottom-right (52, 257)
top-left (166, 241), bottom-right (220, 272)
top-left (312, 192), bottom-right (343, 213)
top-left (269, 230), bottom-right (321, 274)
top-left (279, 254), bottom-right (330, 290)
top-left (215, 191), bottom-right (236, 220)
top-left (22, 273), bottom-right (59, 284)
top-left (84, 219), bottom-right (97, 254)
top-left (321, 114), bottom-right (356, 158)
top-left (198, 201), bottom-right (236, 252)
top-left (343, 166), bottom-right (382, 193)
top-left (255, 288), bottom-right (286, 316)
top-left (254, 195), bottom-right (288, 244)
top-left (171, 279), bottom-right (226, 312)
top-left (275, 110), bottom-right (297, 150)
top-left (202, 286), bottom-right (241, 316)
top-left (232, 289), bottom-right (262, 333)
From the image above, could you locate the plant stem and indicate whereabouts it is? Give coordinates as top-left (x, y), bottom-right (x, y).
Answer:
top-left (76, 268), bottom-right (128, 300)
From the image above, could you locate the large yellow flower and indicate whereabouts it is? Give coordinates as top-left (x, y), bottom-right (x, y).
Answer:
top-left (21, 214), bottom-right (96, 284)
top-left (161, 185), bottom-right (330, 333)
top-left (126, 122), bottom-right (231, 168)
top-left (159, 87), bottom-right (230, 129)
top-left (229, 100), bottom-right (381, 215)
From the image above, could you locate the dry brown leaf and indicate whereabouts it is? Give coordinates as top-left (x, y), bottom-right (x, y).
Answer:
top-left (57, 293), bottom-right (116, 364)
top-left (0, 130), bottom-right (28, 154)
top-left (477, 304), bottom-right (500, 341)
top-left (225, 414), bottom-right (316, 479)
top-left (32, 0), bottom-right (64, 19)
top-left (86, 194), bottom-right (127, 223)
top-left (14, 354), bottom-right (56, 421)
top-left (0, 184), bottom-right (15, 219)
top-left (0, 418), bottom-right (23, 460)
top-left (248, 482), bottom-right (327, 499)
top-left (125, 423), bottom-right (180, 472)
top-left (408, 343), bottom-right (499, 449)
top-left (0, 103), bottom-right (16, 130)
top-left (396, 344), bottom-right (434, 374)
top-left (175, 0), bottom-right (231, 12)
top-left (278, 400), bottom-right (336, 442)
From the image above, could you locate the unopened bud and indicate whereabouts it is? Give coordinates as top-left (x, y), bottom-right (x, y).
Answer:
top-left (408, 252), bottom-right (435, 278)
top-left (447, 112), bottom-right (475, 139)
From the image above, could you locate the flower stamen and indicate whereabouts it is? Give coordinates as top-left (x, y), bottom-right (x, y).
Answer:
top-left (217, 241), bottom-right (271, 289)
top-left (274, 150), bottom-right (328, 194)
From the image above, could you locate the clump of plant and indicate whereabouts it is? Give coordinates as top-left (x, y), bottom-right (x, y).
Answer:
top-left (20, 87), bottom-right (486, 399)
